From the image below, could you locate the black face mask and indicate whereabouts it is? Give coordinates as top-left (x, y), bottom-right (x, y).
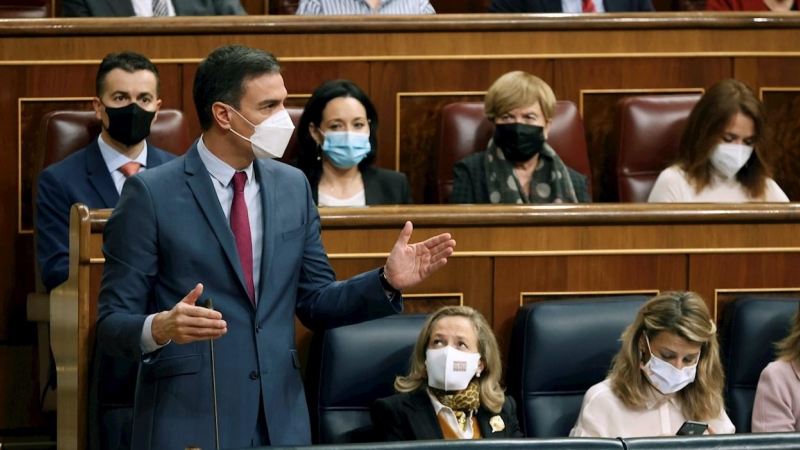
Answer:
top-left (103, 102), bottom-right (156, 147)
top-left (493, 123), bottom-right (546, 163)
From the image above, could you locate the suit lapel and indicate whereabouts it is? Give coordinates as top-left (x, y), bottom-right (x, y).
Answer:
top-left (145, 142), bottom-right (167, 167)
top-left (476, 406), bottom-right (506, 438)
top-left (184, 145), bottom-right (251, 300)
top-left (85, 140), bottom-right (119, 208)
top-left (406, 390), bottom-right (444, 440)
top-left (253, 160), bottom-right (275, 308)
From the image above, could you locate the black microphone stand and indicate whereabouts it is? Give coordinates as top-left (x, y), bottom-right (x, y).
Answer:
top-left (205, 299), bottom-right (220, 450)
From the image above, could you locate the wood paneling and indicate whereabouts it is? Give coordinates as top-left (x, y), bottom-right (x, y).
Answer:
top-left (689, 253), bottom-right (800, 321)
top-left (556, 58), bottom-right (730, 200)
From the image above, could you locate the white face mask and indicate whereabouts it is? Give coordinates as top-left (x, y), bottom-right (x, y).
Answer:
top-left (228, 107), bottom-right (295, 159)
top-left (710, 143), bottom-right (753, 179)
top-left (642, 334), bottom-right (699, 395)
top-left (425, 346), bottom-right (481, 392)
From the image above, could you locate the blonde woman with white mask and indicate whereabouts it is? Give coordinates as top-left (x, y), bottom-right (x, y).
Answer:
top-left (371, 306), bottom-right (523, 441)
top-left (648, 79), bottom-right (788, 203)
top-left (570, 292), bottom-right (735, 438)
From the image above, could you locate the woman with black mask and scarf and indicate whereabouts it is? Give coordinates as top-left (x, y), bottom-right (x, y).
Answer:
top-left (449, 71), bottom-right (591, 204)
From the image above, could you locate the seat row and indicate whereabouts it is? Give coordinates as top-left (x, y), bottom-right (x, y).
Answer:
top-left (302, 296), bottom-right (798, 444)
top-left (35, 94), bottom-right (699, 204)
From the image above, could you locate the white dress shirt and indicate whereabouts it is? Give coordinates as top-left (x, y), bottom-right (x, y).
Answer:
top-left (427, 390), bottom-right (476, 439)
top-left (570, 379), bottom-right (735, 438)
top-left (297, 0), bottom-right (436, 14)
top-left (141, 136), bottom-right (264, 353)
top-left (561, 0), bottom-right (606, 12)
top-left (97, 135), bottom-right (148, 195)
top-left (131, 0), bottom-right (176, 16)
top-left (648, 165), bottom-right (789, 203)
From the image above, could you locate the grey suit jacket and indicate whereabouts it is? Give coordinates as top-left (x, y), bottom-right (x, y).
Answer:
top-left (62, 0), bottom-right (245, 16)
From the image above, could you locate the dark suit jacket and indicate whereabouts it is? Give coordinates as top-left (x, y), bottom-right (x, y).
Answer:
top-left (449, 151), bottom-right (592, 204)
top-left (311, 166), bottom-right (414, 205)
top-left (62, 0), bottom-right (245, 16)
top-left (371, 389), bottom-right (524, 441)
top-left (35, 138), bottom-right (175, 450)
top-left (96, 143), bottom-right (401, 449)
top-left (489, 0), bottom-right (654, 12)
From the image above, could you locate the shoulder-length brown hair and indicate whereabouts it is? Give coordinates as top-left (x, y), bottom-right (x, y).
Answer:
top-left (608, 292), bottom-right (725, 422)
top-left (394, 306), bottom-right (506, 413)
top-left (776, 306), bottom-right (800, 363)
top-left (676, 78), bottom-right (772, 199)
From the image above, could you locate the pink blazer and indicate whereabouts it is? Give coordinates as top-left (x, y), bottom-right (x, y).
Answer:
top-left (752, 360), bottom-right (800, 432)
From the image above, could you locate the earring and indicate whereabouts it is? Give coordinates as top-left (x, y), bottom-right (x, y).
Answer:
top-left (476, 371), bottom-right (481, 378)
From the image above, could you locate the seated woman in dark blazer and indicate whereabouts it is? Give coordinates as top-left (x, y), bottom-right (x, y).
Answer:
top-left (371, 306), bottom-right (523, 441)
top-left (449, 71), bottom-right (591, 204)
top-left (296, 79), bottom-right (412, 206)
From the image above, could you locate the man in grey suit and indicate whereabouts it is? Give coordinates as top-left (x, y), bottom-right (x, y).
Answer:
top-left (96, 44), bottom-right (456, 449)
top-left (63, 0), bottom-right (245, 17)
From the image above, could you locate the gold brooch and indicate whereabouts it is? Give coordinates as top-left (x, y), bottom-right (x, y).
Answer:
top-left (489, 415), bottom-right (505, 433)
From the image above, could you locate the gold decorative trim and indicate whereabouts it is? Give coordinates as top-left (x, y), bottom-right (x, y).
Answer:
top-left (759, 87), bottom-right (800, 102)
top-left (326, 247), bottom-right (800, 259)
top-left (89, 258), bottom-right (105, 264)
top-left (394, 91), bottom-right (486, 171)
top-left (578, 88), bottom-right (704, 118)
top-left (519, 289), bottom-right (659, 306)
top-left (8, 53), bottom-right (800, 66)
top-left (18, 96), bottom-right (95, 234)
top-left (713, 287), bottom-right (800, 321)
top-left (403, 292), bottom-right (464, 306)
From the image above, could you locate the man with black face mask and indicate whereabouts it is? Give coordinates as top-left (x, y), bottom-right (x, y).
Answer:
top-left (35, 51), bottom-right (176, 450)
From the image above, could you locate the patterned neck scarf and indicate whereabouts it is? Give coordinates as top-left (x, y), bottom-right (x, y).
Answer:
top-left (483, 140), bottom-right (578, 204)
top-left (430, 381), bottom-right (481, 431)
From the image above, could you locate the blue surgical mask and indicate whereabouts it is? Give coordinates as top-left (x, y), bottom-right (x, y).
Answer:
top-left (321, 131), bottom-right (371, 169)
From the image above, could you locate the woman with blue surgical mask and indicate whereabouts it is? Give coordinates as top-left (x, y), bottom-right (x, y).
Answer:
top-left (296, 79), bottom-right (413, 207)
top-left (371, 306), bottom-right (523, 441)
top-left (571, 292), bottom-right (735, 438)
top-left (648, 79), bottom-right (788, 203)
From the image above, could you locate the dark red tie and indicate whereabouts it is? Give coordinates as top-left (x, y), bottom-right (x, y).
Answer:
top-left (231, 171), bottom-right (255, 303)
top-left (582, 0), bottom-right (597, 12)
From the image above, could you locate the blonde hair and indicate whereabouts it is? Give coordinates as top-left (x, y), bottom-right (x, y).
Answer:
top-left (394, 306), bottom-right (506, 413)
top-left (608, 292), bottom-right (725, 422)
top-left (776, 306), bottom-right (800, 363)
top-left (484, 71), bottom-right (556, 122)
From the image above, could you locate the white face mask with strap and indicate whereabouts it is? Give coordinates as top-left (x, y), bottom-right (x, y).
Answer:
top-left (425, 346), bottom-right (481, 392)
top-left (641, 334), bottom-right (699, 395)
top-left (228, 107), bottom-right (295, 159)
top-left (710, 143), bottom-right (753, 179)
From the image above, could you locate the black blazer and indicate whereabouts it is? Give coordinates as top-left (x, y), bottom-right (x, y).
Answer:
top-left (371, 389), bottom-right (524, 441)
top-left (490, 0), bottom-right (654, 12)
top-left (448, 152), bottom-right (592, 204)
top-left (62, 0), bottom-right (245, 16)
top-left (312, 166), bottom-right (414, 205)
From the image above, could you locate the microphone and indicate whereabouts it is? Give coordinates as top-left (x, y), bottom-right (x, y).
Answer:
top-left (204, 298), bottom-right (220, 450)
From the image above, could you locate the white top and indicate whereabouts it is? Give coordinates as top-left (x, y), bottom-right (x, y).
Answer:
top-left (427, 390), bottom-right (476, 439)
top-left (318, 189), bottom-right (366, 207)
top-left (97, 135), bottom-right (148, 195)
top-left (570, 379), bottom-right (735, 438)
top-left (131, 0), bottom-right (176, 16)
top-left (648, 165), bottom-right (789, 203)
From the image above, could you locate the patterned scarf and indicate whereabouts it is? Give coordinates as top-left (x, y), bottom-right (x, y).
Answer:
top-left (483, 140), bottom-right (578, 204)
top-left (430, 381), bottom-right (481, 431)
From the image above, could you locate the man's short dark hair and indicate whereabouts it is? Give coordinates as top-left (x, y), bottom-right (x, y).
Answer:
top-left (192, 45), bottom-right (282, 131)
top-left (95, 52), bottom-right (160, 98)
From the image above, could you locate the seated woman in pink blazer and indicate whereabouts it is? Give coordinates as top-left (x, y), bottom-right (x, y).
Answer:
top-left (752, 307), bottom-right (800, 432)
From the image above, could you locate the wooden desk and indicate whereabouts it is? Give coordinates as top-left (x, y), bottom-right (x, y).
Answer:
top-left (51, 202), bottom-right (800, 449)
